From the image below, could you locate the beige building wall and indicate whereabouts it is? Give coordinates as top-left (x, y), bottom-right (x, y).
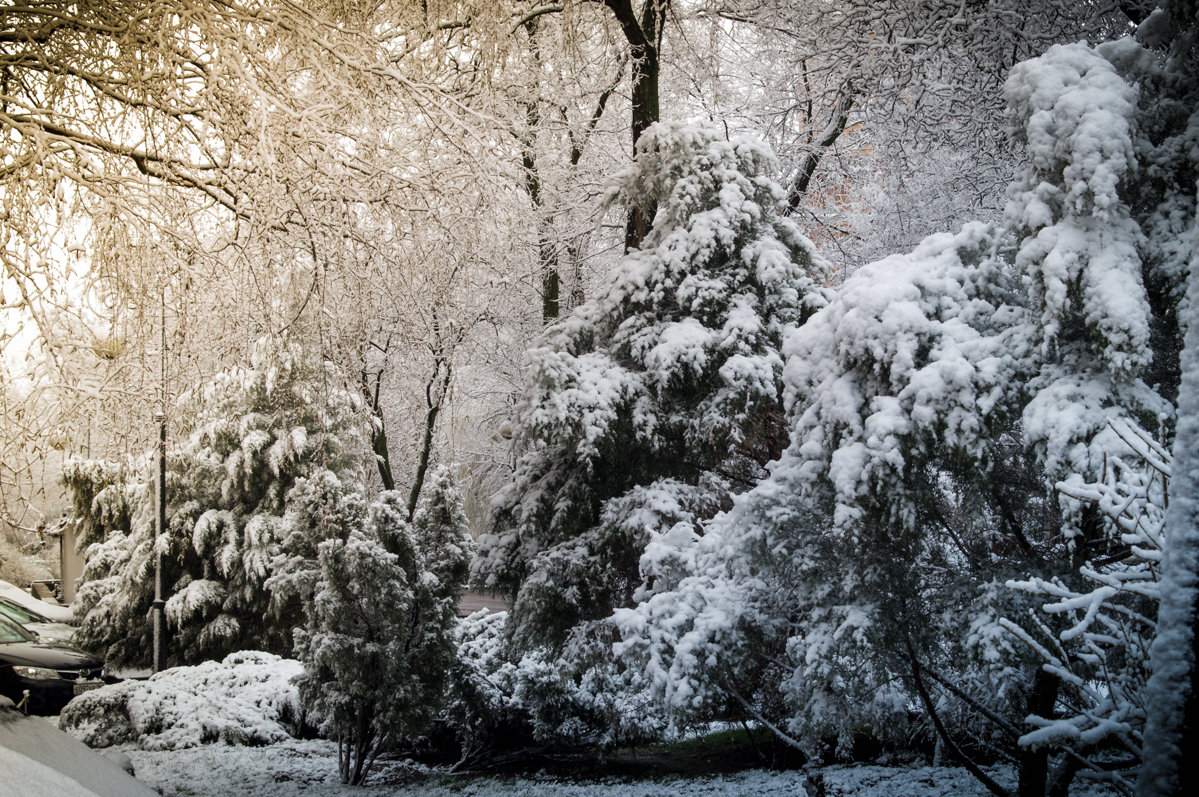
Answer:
top-left (58, 524), bottom-right (83, 605)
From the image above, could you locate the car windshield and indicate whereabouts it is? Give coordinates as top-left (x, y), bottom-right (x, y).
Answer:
top-left (0, 614), bottom-right (36, 644)
top-left (0, 598), bottom-right (48, 624)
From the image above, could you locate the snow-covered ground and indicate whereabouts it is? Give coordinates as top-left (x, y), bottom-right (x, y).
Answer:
top-left (119, 739), bottom-right (1121, 797)
top-left (46, 652), bottom-right (1124, 796)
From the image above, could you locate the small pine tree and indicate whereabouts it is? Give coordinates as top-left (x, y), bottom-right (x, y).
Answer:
top-left (291, 468), bottom-right (471, 786)
top-left (409, 466), bottom-right (473, 610)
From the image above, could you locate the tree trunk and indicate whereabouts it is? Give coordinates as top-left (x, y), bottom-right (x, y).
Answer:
top-left (1017, 669), bottom-right (1059, 797)
top-left (1046, 755), bottom-right (1081, 797)
top-left (541, 248), bottom-right (560, 321)
top-left (372, 421), bottom-right (394, 492)
top-left (519, 19), bottom-right (562, 322)
top-left (625, 28), bottom-right (659, 251)
top-left (406, 357), bottom-right (451, 521)
top-left (1138, 230), bottom-right (1199, 796)
top-left (345, 706), bottom-right (375, 785)
top-left (363, 363), bottom-right (395, 492)
top-left (784, 79), bottom-right (856, 216)
top-left (520, 16), bottom-right (621, 317)
top-left (520, 117), bottom-right (561, 321)
top-left (338, 735), bottom-right (350, 784)
top-left (603, 0), bottom-right (668, 251)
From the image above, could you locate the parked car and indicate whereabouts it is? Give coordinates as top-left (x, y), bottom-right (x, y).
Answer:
top-left (1, 696), bottom-right (157, 796)
top-left (0, 614), bottom-right (104, 714)
top-left (0, 578), bottom-right (74, 622)
top-left (0, 596), bottom-right (77, 644)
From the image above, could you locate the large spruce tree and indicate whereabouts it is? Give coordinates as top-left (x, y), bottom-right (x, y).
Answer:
top-left (473, 122), bottom-right (826, 651)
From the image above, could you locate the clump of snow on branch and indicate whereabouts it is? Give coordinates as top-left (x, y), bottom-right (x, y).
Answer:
top-left (1005, 42), bottom-right (1166, 487)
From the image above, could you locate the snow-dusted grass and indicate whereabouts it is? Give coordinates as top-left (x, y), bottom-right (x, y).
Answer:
top-left (119, 738), bottom-right (1123, 797)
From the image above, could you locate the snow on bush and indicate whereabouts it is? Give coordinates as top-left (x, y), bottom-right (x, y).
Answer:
top-left (444, 609), bottom-right (527, 759)
top-left (60, 651), bottom-right (305, 750)
top-left (446, 608), bottom-right (668, 758)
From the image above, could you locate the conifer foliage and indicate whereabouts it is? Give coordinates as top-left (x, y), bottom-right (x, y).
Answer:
top-left (473, 122), bottom-right (826, 652)
top-left (291, 467), bottom-right (471, 785)
top-left (1004, 420), bottom-right (1165, 791)
top-left (616, 27), bottom-right (1196, 795)
top-left (66, 337), bottom-right (368, 667)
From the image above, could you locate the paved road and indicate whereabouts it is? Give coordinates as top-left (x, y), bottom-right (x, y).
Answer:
top-left (457, 590), bottom-right (509, 616)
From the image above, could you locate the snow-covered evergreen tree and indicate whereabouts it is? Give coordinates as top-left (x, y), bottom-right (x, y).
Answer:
top-left (618, 222), bottom-right (1044, 749)
top-left (443, 609), bottom-right (530, 765)
top-left (473, 122), bottom-right (826, 655)
top-left (291, 468), bottom-right (471, 785)
top-left (66, 336), bottom-right (368, 667)
top-left (616, 25), bottom-right (1194, 796)
top-left (1002, 12), bottom-right (1199, 791)
top-left (466, 122), bottom-right (825, 746)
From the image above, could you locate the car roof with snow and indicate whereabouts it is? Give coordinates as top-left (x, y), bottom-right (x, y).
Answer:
top-left (0, 697), bottom-right (157, 796)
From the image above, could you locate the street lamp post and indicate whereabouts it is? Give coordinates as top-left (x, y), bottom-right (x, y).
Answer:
top-left (152, 410), bottom-right (166, 672)
top-left (151, 275), bottom-right (169, 673)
